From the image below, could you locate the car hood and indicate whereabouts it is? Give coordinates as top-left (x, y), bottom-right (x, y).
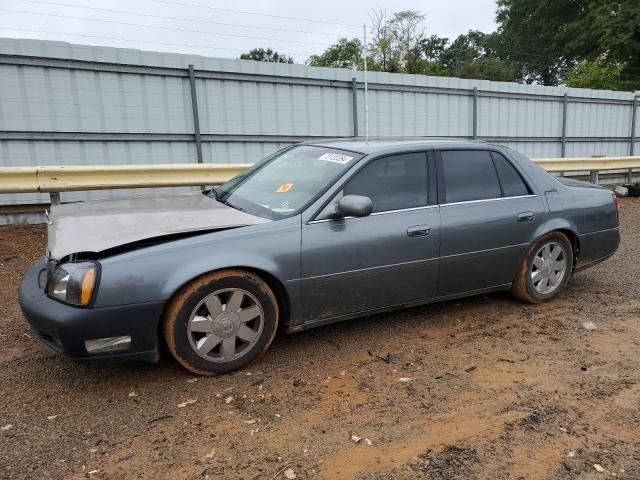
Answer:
top-left (47, 192), bottom-right (269, 260)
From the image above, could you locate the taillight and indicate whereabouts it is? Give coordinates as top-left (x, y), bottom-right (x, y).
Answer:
top-left (613, 194), bottom-right (620, 225)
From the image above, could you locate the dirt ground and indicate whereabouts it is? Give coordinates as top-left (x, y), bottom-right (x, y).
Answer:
top-left (1, 199), bottom-right (639, 480)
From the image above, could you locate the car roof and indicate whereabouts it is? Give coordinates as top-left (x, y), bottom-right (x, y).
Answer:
top-left (302, 137), bottom-right (496, 155)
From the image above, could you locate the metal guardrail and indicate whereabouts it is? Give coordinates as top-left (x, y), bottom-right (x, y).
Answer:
top-left (0, 164), bottom-right (251, 194)
top-left (534, 156), bottom-right (640, 172)
top-left (0, 157), bottom-right (639, 196)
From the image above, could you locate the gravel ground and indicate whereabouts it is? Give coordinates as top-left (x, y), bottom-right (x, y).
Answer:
top-left (1, 198), bottom-right (639, 480)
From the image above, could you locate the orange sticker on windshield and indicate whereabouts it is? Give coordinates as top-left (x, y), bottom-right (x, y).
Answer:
top-left (276, 183), bottom-right (294, 193)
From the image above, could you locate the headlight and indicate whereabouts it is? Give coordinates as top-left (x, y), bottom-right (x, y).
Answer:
top-left (46, 262), bottom-right (98, 306)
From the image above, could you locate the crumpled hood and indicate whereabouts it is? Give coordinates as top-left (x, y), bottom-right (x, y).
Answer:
top-left (47, 192), bottom-right (269, 260)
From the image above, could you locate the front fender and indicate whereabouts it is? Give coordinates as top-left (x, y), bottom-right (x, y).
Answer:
top-left (94, 219), bottom-right (301, 308)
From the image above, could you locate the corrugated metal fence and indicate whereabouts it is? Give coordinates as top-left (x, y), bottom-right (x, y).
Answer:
top-left (0, 37), bottom-right (638, 208)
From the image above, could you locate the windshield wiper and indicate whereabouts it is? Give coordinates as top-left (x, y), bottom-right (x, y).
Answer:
top-left (209, 187), bottom-right (246, 212)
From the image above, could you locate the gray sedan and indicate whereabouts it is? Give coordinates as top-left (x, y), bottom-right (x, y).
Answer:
top-left (19, 139), bottom-right (620, 375)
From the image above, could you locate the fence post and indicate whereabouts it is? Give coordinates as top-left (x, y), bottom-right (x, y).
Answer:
top-left (630, 98), bottom-right (637, 183)
top-left (561, 93), bottom-right (568, 158)
top-left (188, 64), bottom-right (203, 164)
top-left (351, 77), bottom-right (358, 137)
top-left (472, 87), bottom-right (478, 140)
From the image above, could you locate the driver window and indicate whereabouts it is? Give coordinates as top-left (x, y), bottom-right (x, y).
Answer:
top-left (343, 152), bottom-right (428, 213)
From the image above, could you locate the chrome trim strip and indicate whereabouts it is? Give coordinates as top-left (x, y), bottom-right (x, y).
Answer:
top-left (302, 256), bottom-right (438, 281)
top-left (440, 195), bottom-right (537, 207)
top-left (439, 243), bottom-right (529, 260)
top-left (371, 204), bottom-right (439, 216)
top-left (578, 226), bottom-right (620, 237)
top-left (307, 195), bottom-right (537, 224)
top-left (307, 204), bottom-right (438, 224)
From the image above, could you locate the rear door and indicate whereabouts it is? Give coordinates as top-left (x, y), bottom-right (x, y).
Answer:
top-left (436, 149), bottom-right (546, 296)
top-left (300, 151), bottom-right (441, 321)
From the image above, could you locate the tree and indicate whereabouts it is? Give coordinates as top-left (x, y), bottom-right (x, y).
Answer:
top-left (424, 30), bottom-right (520, 82)
top-left (565, 59), bottom-right (632, 91)
top-left (495, 0), bottom-right (584, 85)
top-left (369, 9), bottom-right (397, 72)
top-left (420, 35), bottom-right (448, 62)
top-left (582, 1), bottom-right (640, 85)
top-left (307, 38), bottom-right (363, 69)
top-left (239, 48), bottom-right (294, 64)
top-left (367, 10), bottom-right (427, 74)
top-left (459, 58), bottom-right (520, 82)
top-left (495, 0), bottom-right (640, 87)
top-left (439, 30), bottom-right (488, 76)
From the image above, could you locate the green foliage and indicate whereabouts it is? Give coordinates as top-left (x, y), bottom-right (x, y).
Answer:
top-left (239, 48), bottom-right (294, 64)
top-left (307, 38), bottom-right (363, 69)
top-left (460, 58), bottom-right (520, 82)
top-left (495, 0), bottom-right (640, 88)
top-left (495, 0), bottom-right (582, 85)
top-left (243, 3), bottom-right (639, 91)
top-left (565, 59), bottom-right (633, 91)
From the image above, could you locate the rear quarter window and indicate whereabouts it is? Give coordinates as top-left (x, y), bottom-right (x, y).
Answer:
top-left (492, 152), bottom-right (531, 197)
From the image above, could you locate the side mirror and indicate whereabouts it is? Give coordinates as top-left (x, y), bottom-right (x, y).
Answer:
top-left (335, 195), bottom-right (373, 218)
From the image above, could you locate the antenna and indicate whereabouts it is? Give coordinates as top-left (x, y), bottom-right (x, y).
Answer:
top-left (363, 23), bottom-right (369, 142)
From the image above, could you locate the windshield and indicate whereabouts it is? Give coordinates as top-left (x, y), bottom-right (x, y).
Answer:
top-left (213, 145), bottom-right (362, 219)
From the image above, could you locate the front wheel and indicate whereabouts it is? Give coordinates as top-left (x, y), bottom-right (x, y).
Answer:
top-left (163, 270), bottom-right (279, 376)
top-left (511, 232), bottom-right (573, 304)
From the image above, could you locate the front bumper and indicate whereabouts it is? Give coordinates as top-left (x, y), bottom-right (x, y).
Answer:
top-left (19, 257), bottom-right (164, 362)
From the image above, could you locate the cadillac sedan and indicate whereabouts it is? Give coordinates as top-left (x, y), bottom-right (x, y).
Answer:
top-left (19, 139), bottom-right (620, 375)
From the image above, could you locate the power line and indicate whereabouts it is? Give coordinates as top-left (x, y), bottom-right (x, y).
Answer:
top-left (0, 27), bottom-right (317, 57)
top-left (13, 0), bottom-right (349, 38)
top-left (0, 8), bottom-right (336, 47)
top-left (153, 0), bottom-right (362, 29)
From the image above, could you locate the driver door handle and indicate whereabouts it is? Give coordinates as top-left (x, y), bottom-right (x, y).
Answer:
top-left (407, 225), bottom-right (431, 237)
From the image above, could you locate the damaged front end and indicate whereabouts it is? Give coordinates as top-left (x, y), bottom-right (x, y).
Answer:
top-left (46, 192), bottom-right (269, 261)
top-left (20, 192), bottom-right (270, 362)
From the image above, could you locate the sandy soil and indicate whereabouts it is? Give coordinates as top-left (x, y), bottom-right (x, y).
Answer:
top-left (1, 198), bottom-right (639, 480)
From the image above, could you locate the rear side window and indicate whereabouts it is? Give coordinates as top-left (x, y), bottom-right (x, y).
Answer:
top-left (343, 152), bottom-right (428, 213)
top-left (441, 150), bottom-right (501, 203)
top-left (492, 153), bottom-right (531, 197)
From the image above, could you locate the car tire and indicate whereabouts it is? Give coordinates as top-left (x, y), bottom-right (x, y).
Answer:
top-left (162, 269), bottom-right (279, 376)
top-left (511, 231), bottom-right (573, 304)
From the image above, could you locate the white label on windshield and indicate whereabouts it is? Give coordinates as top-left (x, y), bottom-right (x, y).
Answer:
top-left (318, 152), bottom-right (354, 164)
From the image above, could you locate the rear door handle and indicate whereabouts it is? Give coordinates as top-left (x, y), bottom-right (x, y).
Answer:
top-left (517, 211), bottom-right (535, 222)
top-left (407, 225), bottom-right (431, 237)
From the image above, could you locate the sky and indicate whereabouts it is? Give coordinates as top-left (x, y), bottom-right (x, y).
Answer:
top-left (0, 0), bottom-right (498, 62)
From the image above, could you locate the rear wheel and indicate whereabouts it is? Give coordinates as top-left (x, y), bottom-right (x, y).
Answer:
top-left (163, 270), bottom-right (279, 375)
top-left (511, 232), bottom-right (573, 304)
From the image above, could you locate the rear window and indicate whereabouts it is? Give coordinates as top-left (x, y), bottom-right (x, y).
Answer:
top-left (441, 150), bottom-right (501, 203)
top-left (492, 153), bottom-right (531, 197)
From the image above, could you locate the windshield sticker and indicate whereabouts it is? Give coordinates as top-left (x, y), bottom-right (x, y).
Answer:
top-left (318, 152), bottom-right (354, 164)
top-left (276, 183), bottom-right (294, 193)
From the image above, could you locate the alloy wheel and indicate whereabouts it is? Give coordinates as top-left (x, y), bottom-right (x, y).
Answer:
top-left (530, 241), bottom-right (567, 295)
top-left (187, 288), bottom-right (264, 362)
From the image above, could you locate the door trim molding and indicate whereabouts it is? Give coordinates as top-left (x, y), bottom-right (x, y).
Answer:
top-left (307, 204), bottom-right (439, 225)
top-left (440, 194), bottom-right (537, 207)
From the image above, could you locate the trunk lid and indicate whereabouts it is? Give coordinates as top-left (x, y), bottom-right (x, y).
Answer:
top-left (556, 177), bottom-right (606, 189)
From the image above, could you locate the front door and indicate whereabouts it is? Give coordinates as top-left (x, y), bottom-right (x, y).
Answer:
top-left (300, 151), bottom-right (441, 322)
